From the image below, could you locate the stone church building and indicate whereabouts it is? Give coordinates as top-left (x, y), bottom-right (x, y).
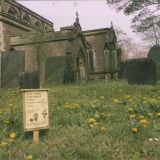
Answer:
top-left (0, 0), bottom-right (121, 87)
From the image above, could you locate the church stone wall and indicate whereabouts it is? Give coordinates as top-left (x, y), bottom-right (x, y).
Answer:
top-left (0, 22), bottom-right (4, 51)
top-left (12, 39), bottom-right (69, 73)
top-left (1, 0), bottom-right (53, 32)
top-left (12, 44), bottom-right (38, 72)
top-left (3, 22), bottom-right (29, 50)
top-left (42, 40), bottom-right (68, 57)
top-left (84, 32), bottom-right (106, 73)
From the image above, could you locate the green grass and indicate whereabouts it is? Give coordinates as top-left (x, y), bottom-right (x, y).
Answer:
top-left (1, 80), bottom-right (160, 159)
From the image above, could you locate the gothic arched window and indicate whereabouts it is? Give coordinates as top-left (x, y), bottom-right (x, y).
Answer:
top-left (86, 43), bottom-right (94, 72)
top-left (8, 7), bottom-right (19, 19)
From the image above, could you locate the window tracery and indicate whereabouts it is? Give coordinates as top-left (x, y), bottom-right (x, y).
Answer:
top-left (8, 7), bottom-right (19, 19)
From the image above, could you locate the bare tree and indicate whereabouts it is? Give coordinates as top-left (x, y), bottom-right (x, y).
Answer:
top-left (132, 15), bottom-right (160, 46)
top-left (106, 0), bottom-right (160, 45)
top-left (114, 26), bottom-right (148, 59)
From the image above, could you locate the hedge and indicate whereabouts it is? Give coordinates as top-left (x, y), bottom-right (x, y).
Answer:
top-left (119, 58), bottom-right (157, 85)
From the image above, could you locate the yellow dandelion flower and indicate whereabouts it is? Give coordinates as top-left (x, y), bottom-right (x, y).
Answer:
top-left (127, 108), bottom-right (134, 112)
top-left (151, 97), bottom-right (158, 104)
top-left (9, 139), bottom-right (14, 142)
top-left (74, 103), bottom-right (80, 108)
top-left (93, 99), bottom-right (99, 104)
top-left (139, 115), bottom-right (145, 119)
top-left (89, 124), bottom-right (94, 128)
top-left (26, 155), bottom-right (33, 160)
top-left (64, 103), bottom-right (70, 108)
top-left (142, 124), bottom-right (147, 128)
top-left (0, 141), bottom-right (7, 146)
top-left (89, 118), bottom-right (96, 123)
top-left (124, 95), bottom-right (131, 99)
top-left (143, 100), bottom-right (147, 104)
top-left (130, 115), bottom-right (136, 118)
top-left (100, 126), bottom-right (107, 131)
top-left (93, 122), bottom-right (98, 126)
top-left (78, 113), bottom-right (83, 117)
top-left (143, 97), bottom-right (147, 100)
top-left (148, 113), bottom-right (152, 116)
top-left (100, 96), bottom-right (104, 99)
top-left (140, 119), bottom-right (148, 125)
top-left (132, 128), bottom-right (138, 133)
top-left (112, 98), bottom-right (119, 104)
top-left (9, 132), bottom-right (16, 139)
top-left (157, 112), bottom-right (160, 117)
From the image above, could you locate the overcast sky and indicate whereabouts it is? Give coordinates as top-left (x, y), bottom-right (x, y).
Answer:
top-left (17, 0), bottom-right (142, 43)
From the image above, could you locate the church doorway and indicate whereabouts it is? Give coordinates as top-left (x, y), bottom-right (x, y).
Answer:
top-left (76, 51), bottom-right (86, 80)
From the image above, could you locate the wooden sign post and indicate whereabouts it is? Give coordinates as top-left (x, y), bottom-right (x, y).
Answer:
top-left (33, 130), bottom-right (39, 144)
top-left (21, 89), bottom-right (49, 144)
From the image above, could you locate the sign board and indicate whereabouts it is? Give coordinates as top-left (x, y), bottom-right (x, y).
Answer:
top-left (22, 89), bottom-right (49, 131)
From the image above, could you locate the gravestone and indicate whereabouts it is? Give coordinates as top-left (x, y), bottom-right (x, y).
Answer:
top-left (1, 50), bottom-right (25, 88)
top-left (19, 71), bottom-right (40, 89)
top-left (45, 54), bottom-right (75, 84)
top-left (45, 56), bottom-right (66, 84)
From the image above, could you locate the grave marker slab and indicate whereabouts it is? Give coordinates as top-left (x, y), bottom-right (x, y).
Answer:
top-left (1, 50), bottom-right (25, 88)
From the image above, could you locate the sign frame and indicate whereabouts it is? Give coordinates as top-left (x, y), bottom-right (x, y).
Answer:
top-left (21, 89), bottom-right (49, 132)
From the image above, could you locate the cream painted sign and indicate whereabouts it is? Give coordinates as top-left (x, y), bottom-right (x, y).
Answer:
top-left (22, 89), bottom-right (49, 131)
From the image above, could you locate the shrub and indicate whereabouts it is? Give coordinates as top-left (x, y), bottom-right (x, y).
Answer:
top-left (120, 58), bottom-right (157, 85)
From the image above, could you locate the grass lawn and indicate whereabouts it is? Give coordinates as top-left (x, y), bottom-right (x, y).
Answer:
top-left (1, 80), bottom-right (160, 160)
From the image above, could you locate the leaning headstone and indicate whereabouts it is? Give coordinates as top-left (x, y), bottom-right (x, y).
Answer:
top-left (126, 58), bottom-right (157, 85)
top-left (148, 45), bottom-right (160, 79)
top-left (19, 71), bottom-right (40, 89)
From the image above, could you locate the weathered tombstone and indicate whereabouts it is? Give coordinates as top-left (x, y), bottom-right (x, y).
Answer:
top-left (19, 71), bottom-right (40, 89)
top-left (45, 55), bottom-right (75, 84)
top-left (45, 56), bottom-right (66, 84)
top-left (148, 45), bottom-right (160, 79)
top-left (1, 50), bottom-right (25, 88)
top-left (126, 58), bottom-right (157, 85)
